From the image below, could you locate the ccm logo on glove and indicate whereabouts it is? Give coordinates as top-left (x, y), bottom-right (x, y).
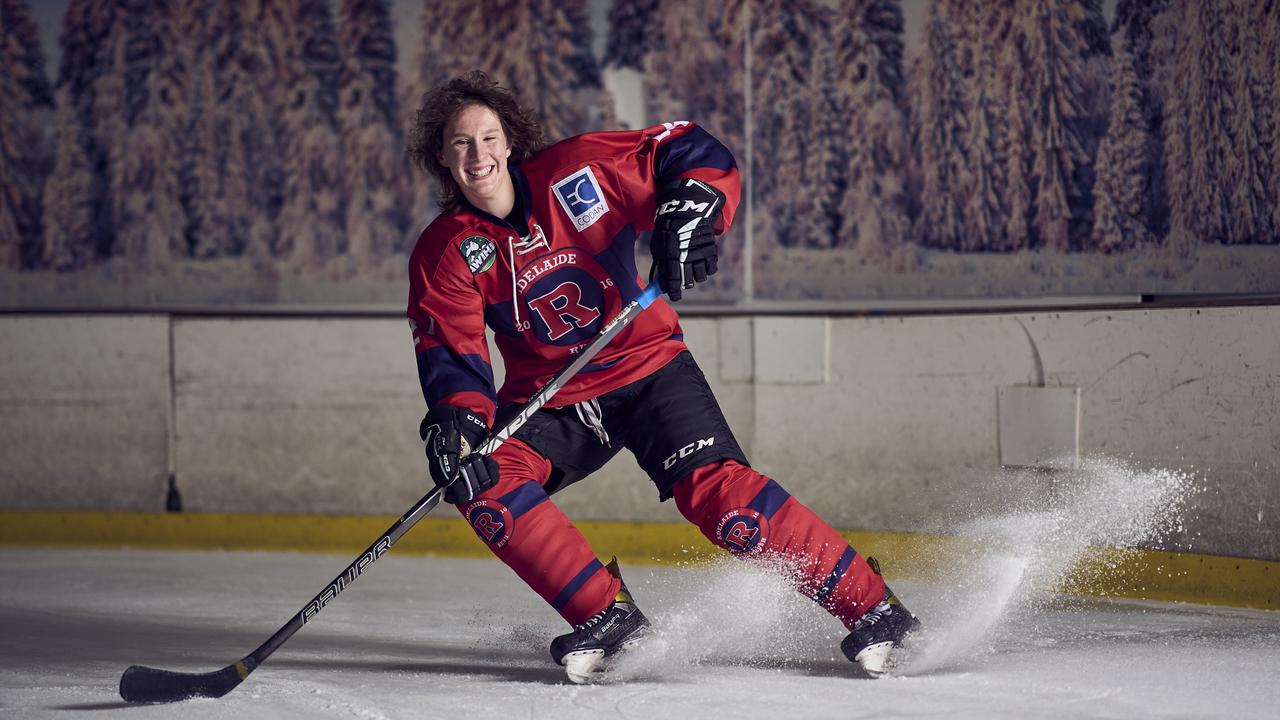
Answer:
top-left (649, 178), bottom-right (725, 302)
top-left (657, 197), bottom-right (717, 216)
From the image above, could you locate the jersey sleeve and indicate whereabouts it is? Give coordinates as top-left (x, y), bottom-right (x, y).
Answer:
top-left (647, 121), bottom-right (741, 235)
top-left (406, 235), bottom-right (498, 426)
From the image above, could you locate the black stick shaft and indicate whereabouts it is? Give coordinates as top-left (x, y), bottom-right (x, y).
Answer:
top-left (121, 284), bottom-right (662, 702)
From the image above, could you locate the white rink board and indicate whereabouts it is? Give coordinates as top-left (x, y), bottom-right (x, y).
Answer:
top-left (0, 315), bottom-right (171, 510)
top-left (1, 305), bottom-right (1277, 558)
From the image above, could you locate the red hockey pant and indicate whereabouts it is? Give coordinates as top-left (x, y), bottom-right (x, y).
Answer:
top-left (458, 440), bottom-right (884, 629)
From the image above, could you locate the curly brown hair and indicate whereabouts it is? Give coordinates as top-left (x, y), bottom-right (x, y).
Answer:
top-left (408, 71), bottom-right (548, 211)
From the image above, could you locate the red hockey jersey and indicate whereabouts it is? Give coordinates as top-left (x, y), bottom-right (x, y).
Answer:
top-left (407, 121), bottom-right (741, 425)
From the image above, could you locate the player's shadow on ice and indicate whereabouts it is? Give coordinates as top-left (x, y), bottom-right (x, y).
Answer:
top-left (389, 659), bottom-right (566, 684)
top-left (271, 641), bottom-right (567, 684)
top-left (49, 702), bottom-right (135, 711)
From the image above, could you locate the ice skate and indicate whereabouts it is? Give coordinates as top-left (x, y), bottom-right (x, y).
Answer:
top-left (549, 558), bottom-right (650, 684)
top-left (841, 557), bottom-right (921, 677)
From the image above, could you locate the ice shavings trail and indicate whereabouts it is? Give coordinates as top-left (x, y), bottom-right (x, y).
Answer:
top-left (606, 557), bottom-right (849, 682)
top-left (585, 457), bottom-right (1196, 682)
top-left (900, 457), bottom-right (1195, 675)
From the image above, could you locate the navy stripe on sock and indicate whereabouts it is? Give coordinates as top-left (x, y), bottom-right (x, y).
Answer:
top-left (551, 559), bottom-right (605, 612)
top-left (746, 479), bottom-right (791, 519)
top-left (498, 481), bottom-right (549, 520)
top-left (813, 545), bottom-right (858, 606)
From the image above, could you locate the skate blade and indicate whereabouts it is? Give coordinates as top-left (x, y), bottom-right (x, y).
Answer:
top-left (562, 649), bottom-right (606, 684)
top-left (853, 641), bottom-right (897, 678)
top-left (561, 635), bottom-right (646, 684)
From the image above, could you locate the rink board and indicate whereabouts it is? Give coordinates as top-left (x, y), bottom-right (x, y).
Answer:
top-left (1, 510), bottom-right (1273, 611)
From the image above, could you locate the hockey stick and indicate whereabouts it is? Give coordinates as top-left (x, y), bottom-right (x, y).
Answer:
top-left (119, 283), bottom-right (663, 703)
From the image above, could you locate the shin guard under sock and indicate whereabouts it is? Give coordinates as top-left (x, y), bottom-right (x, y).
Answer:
top-left (458, 438), bottom-right (620, 626)
top-left (673, 461), bottom-right (886, 629)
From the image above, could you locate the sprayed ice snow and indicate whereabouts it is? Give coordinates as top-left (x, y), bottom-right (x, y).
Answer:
top-left (601, 456), bottom-right (1194, 680)
top-left (899, 456), bottom-right (1195, 675)
top-left (605, 557), bottom-right (848, 682)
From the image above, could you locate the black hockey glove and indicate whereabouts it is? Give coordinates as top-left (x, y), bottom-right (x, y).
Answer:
top-left (420, 406), bottom-right (499, 504)
top-left (650, 178), bottom-right (725, 302)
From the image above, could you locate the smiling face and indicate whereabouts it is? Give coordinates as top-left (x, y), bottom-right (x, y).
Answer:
top-left (438, 103), bottom-right (515, 217)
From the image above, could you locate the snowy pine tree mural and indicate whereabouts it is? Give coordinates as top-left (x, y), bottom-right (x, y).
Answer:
top-left (903, 51), bottom-right (925, 232)
top-left (403, 0), bottom-right (463, 230)
top-left (958, 3), bottom-right (1007, 252)
top-left (40, 84), bottom-right (95, 270)
top-left (961, 52), bottom-right (1004, 252)
top-left (1265, 0), bottom-right (1280, 239)
top-left (412, 0), bottom-right (602, 145)
top-left (41, 0), bottom-right (117, 270)
top-left (0, 0), bottom-right (53, 269)
top-left (107, 0), bottom-right (185, 269)
top-left (991, 1), bottom-right (1032, 251)
top-left (916, 0), bottom-right (969, 250)
top-left (86, 1), bottom-right (129, 259)
top-left (644, 0), bottom-right (746, 152)
top-left (190, 0), bottom-right (281, 261)
top-left (1002, 84), bottom-right (1033, 251)
top-left (1090, 27), bottom-right (1154, 251)
top-left (274, 0), bottom-right (346, 269)
top-left (606, 0), bottom-right (660, 71)
top-left (750, 0), bottom-right (832, 250)
top-left (411, 0), bottom-right (458, 91)
top-left (180, 0), bottom-right (227, 260)
top-left (1113, 0), bottom-right (1168, 239)
top-left (1163, 0), bottom-right (1234, 245)
top-left (480, 0), bottom-right (601, 142)
top-left (1074, 0), bottom-right (1112, 170)
top-left (833, 0), bottom-right (910, 257)
top-left (1223, 0), bottom-right (1274, 244)
top-left (1020, 0), bottom-right (1095, 251)
top-left (636, 0), bottom-right (747, 295)
top-left (564, 0), bottom-right (600, 96)
top-left (6, 0), bottom-right (1280, 306)
top-left (338, 0), bottom-right (412, 274)
top-left (805, 48), bottom-right (850, 249)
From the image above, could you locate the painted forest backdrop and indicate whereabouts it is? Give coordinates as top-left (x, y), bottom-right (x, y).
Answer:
top-left (1, 0), bottom-right (1278, 308)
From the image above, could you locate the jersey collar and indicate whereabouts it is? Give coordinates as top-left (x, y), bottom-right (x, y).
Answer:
top-left (460, 165), bottom-right (533, 233)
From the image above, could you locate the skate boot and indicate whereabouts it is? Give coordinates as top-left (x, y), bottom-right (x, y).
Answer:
top-left (840, 557), bottom-right (921, 677)
top-left (549, 557), bottom-right (650, 684)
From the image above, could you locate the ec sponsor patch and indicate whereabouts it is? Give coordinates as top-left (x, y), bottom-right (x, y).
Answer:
top-left (715, 508), bottom-right (770, 555)
top-left (460, 235), bottom-right (497, 274)
top-left (552, 166), bottom-right (610, 232)
top-left (465, 499), bottom-right (513, 549)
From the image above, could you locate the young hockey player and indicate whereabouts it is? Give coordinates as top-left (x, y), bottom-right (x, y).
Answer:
top-left (405, 71), bottom-right (920, 683)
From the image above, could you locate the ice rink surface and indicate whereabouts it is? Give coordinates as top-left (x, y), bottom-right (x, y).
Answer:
top-left (3, 547), bottom-right (1277, 719)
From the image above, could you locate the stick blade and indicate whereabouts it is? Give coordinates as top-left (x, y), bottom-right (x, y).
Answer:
top-left (119, 663), bottom-right (245, 703)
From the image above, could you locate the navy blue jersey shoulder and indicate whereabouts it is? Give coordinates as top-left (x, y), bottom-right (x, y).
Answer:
top-left (654, 125), bottom-right (737, 185)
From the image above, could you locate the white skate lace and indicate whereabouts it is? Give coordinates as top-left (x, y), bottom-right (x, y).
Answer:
top-left (577, 606), bottom-right (610, 631)
top-left (856, 601), bottom-right (893, 629)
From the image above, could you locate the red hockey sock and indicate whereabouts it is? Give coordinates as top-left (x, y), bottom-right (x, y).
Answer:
top-left (672, 461), bottom-right (885, 629)
top-left (456, 437), bottom-right (619, 626)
